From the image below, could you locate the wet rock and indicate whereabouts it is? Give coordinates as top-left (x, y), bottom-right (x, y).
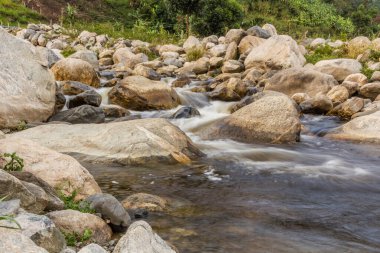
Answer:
top-left (0, 28), bottom-right (55, 129)
top-left (9, 171), bottom-right (64, 211)
top-left (314, 59), bottom-right (362, 82)
top-left (109, 76), bottom-right (180, 110)
top-left (122, 193), bottom-right (168, 212)
top-left (326, 85), bottom-right (349, 105)
top-left (203, 91), bottom-right (301, 143)
top-left (299, 95), bottom-right (333, 114)
top-left (326, 110), bottom-right (380, 143)
top-left (78, 243), bottom-right (107, 253)
top-left (170, 106), bottom-right (200, 119)
top-left (222, 60), bottom-right (244, 74)
top-left (133, 65), bottom-right (161, 80)
top-left (49, 105), bottom-right (105, 124)
top-left (265, 67), bottom-right (337, 97)
top-left (47, 210), bottom-right (112, 244)
top-left (51, 58), bottom-right (100, 87)
top-left (328, 97), bottom-right (365, 119)
top-left (246, 26), bottom-right (271, 39)
top-left (0, 137), bottom-right (101, 199)
top-left (359, 82), bottom-right (380, 100)
top-left (209, 78), bottom-right (247, 101)
top-left (172, 75), bottom-right (191, 88)
top-left (85, 193), bottom-right (131, 232)
top-left (60, 81), bottom-right (94, 95)
top-left (68, 90), bottom-right (102, 108)
top-left (113, 221), bottom-right (176, 253)
top-left (244, 35), bottom-right (306, 71)
top-left (12, 119), bottom-right (203, 165)
top-left (0, 212), bottom-right (66, 253)
top-left (55, 91), bottom-right (66, 113)
top-left (101, 105), bottom-right (130, 118)
top-left (0, 228), bottom-right (49, 253)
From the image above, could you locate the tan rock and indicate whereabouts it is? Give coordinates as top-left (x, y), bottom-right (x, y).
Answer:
top-left (122, 193), bottom-right (168, 212)
top-left (314, 59), bottom-right (362, 82)
top-left (0, 137), bottom-right (101, 199)
top-left (224, 42), bottom-right (238, 61)
top-left (238, 35), bottom-right (265, 55)
top-left (225, 29), bottom-right (246, 44)
top-left (51, 58), bottom-right (100, 87)
top-left (292, 93), bottom-right (310, 104)
top-left (344, 73), bottom-right (368, 87)
top-left (326, 85), bottom-right (349, 105)
top-left (265, 67), bottom-right (337, 97)
top-left (359, 82), bottom-right (380, 100)
top-left (109, 76), bottom-right (180, 110)
top-left (0, 228), bottom-right (48, 253)
top-left (244, 35), bottom-right (306, 71)
top-left (202, 91), bottom-right (301, 143)
top-left (47, 210), bottom-right (112, 244)
top-left (0, 28), bottom-right (56, 128)
top-left (11, 119), bottom-right (203, 165)
top-left (328, 97), bottom-right (364, 119)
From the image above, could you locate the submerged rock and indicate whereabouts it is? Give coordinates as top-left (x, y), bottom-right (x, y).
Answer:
top-left (11, 119), bottom-right (203, 165)
top-left (0, 28), bottom-right (55, 129)
top-left (202, 91), bottom-right (301, 143)
top-left (122, 193), bottom-right (169, 212)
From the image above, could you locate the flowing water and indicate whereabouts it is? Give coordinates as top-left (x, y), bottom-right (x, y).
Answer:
top-left (83, 79), bottom-right (380, 253)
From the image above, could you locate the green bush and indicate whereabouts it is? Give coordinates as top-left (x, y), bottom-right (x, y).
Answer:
top-left (1, 153), bottom-right (24, 172)
top-left (192, 0), bottom-right (244, 36)
top-left (63, 229), bottom-right (92, 247)
top-left (305, 44), bottom-right (348, 64)
top-left (59, 190), bottom-right (95, 214)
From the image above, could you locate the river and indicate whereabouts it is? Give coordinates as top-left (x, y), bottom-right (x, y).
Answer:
top-left (82, 79), bottom-right (380, 253)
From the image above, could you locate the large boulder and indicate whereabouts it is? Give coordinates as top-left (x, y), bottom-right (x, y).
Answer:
top-left (11, 119), bottom-right (203, 165)
top-left (326, 110), bottom-right (380, 143)
top-left (0, 137), bottom-right (101, 199)
top-left (0, 170), bottom-right (42, 213)
top-left (0, 28), bottom-right (56, 129)
top-left (264, 67), bottom-right (337, 97)
top-left (244, 35), bottom-right (306, 71)
top-left (69, 50), bottom-right (99, 69)
top-left (49, 105), bottom-right (105, 124)
top-left (0, 228), bottom-right (49, 253)
top-left (314, 59), bottom-right (362, 82)
top-left (113, 221), bottom-right (176, 253)
top-left (0, 212), bottom-right (66, 253)
top-left (47, 210), bottom-right (112, 244)
top-left (109, 76), bottom-right (180, 110)
top-left (51, 58), bottom-right (100, 87)
top-left (202, 91), bottom-right (301, 143)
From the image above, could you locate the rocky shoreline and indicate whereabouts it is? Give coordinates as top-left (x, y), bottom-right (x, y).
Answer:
top-left (1, 22), bottom-right (380, 252)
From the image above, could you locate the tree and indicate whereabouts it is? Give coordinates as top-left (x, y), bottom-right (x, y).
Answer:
top-left (192, 0), bottom-right (243, 36)
top-left (165, 0), bottom-right (200, 36)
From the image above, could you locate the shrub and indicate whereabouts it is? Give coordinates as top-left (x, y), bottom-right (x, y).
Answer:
top-left (192, 0), bottom-right (244, 36)
top-left (186, 46), bottom-right (204, 61)
top-left (305, 44), bottom-right (347, 64)
top-left (59, 190), bottom-right (95, 214)
top-left (63, 229), bottom-right (92, 247)
top-left (1, 152), bottom-right (24, 172)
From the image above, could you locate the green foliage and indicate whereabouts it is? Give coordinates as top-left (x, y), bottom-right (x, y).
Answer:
top-left (1, 153), bottom-right (24, 172)
top-left (61, 47), bottom-right (76, 57)
top-left (16, 121), bottom-right (27, 131)
top-left (369, 50), bottom-right (380, 62)
top-left (192, 0), bottom-right (244, 36)
top-left (65, 3), bottom-right (78, 25)
top-left (63, 229), bottom-right (93, 247)
top-left (186, 47), bottom-right (204, 61)
top-left (0, 0), bottom-right (44, 25)
top-left (59, 190), bottom-right (95, 214)
top-left (361, 64), bottom-right (376, 79)
top-left (305, 44), bottom-right (349, 64)
top-left (0, 196), bottom-right (21, 229)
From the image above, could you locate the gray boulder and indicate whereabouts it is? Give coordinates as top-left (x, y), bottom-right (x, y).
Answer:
top-left (49, 105), bottom-right (105, 124)
top-left (246, 26), bottom-right (271, 39)
top-left (68, 90), bottom-right (102, 108)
